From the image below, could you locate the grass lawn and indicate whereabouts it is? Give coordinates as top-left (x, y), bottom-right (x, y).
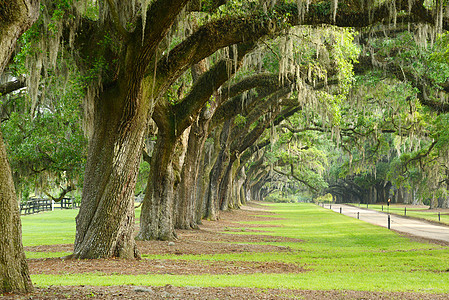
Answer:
top-left (352, 203), bottom-right (449, 225)
top-left (22, 209), bottom-right (78, 247)
top-left (22, 203), bottom-right (449, 293)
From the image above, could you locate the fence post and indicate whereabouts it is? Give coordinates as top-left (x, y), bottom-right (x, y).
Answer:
top-left (439, 212), bottom-right (441, 222)
top-left (339, 207), bottom-right (342, 214)
top-left (357, 212), bottom-right (360, 219)
top-left (404, 207), bottom-right (407, 216)
top-left (388, 214), bottom-right (391, 229)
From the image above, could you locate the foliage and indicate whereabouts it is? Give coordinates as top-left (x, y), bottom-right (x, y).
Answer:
top-left (241, 25), bottom-right (362, 199)
top-left (265, 190), bottom-right (297, 203)
top-left (321, 27), bottom-right (449, 206)
top-left (1, 51), bottom-right (87, 198)
top-left (432, 33), bottom-right (449, 63)
top-left (233, 114), bottom-right (246, 128)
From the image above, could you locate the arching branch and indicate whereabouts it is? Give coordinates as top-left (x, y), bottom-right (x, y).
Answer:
top-left (272, 164), bottom-right (318, 192)
top-left (44, 185), bottom-right (76, 203)
top-left (0, 77), bottom-right (25, 95)
top-left (280, 124), bottom-right (325, 133)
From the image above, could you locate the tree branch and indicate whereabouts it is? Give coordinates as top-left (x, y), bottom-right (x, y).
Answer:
top-left (354, 55), bottom-right (449, 113)
top-left (280, 124), bottom-right (325, 133)
top-left (173, 42), bottom-right (256, 134)
top-left (211, 73), bottom-right (284, 129)
top-left (404, 140), bottom-right (438, 171)
top-left (105, 0), bottom-right (131, 40)
top-left (0, 77), bottom-right (25, 95)
top-left (44, 185), bottom-right (75, 203)
top-left (273, 164), bottom-right (318, 192)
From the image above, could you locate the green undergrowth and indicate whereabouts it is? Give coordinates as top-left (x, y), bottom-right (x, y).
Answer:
top-left (23, 203), bottom-right (449, 293)
top-left (352, 203), bottom-right (449, 225)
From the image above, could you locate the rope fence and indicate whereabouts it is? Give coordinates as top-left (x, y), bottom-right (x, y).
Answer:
top-left (318, 202), bottom-right (448, 229)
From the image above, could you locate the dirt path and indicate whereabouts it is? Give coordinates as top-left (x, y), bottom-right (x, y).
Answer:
top-left (325, 204), bottom-right (449, 244)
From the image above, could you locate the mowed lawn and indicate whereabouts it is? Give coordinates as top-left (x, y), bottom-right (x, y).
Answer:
top-left (22, 203), bottom-right (449, 293)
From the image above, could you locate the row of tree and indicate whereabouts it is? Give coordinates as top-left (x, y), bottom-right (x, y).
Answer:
top-left (1, 0), bottom-right (449, 294)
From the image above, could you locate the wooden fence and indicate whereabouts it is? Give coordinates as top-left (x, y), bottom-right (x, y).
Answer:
top-left (20, 197), bottom-right (78, 215)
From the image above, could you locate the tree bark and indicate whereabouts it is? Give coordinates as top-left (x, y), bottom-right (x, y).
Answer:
top-left (69, 0), bottom-right (190, 255)
top-left (204, 120), bottom-right (232, 220)
top-left (72, 86), bottom-right (150, 259)
top-left (197, 129), bottom-right (220, 221)
top-left (0, 130), bottom-right (33, 293)
top-left (218, 157), bottom-right (235, 211)
top-left (174, 60), bottom-right (210, 229)
top-left (0, 0), bottom-right (38, 293)
top-left (137, 131), bottom-right (177, 241)
top-left (0, 0), bottom-right (38, 72)
top-left (174, 118), bottom-right (210, 229)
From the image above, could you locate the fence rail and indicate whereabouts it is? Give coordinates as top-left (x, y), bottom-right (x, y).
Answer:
top-left (20, 197), bottom-right (78, 215)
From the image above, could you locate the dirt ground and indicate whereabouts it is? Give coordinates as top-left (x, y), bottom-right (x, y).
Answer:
top-left (5, 285), bottom-right (449, 300)
top-left (6, 202), bottom-right (449, 299)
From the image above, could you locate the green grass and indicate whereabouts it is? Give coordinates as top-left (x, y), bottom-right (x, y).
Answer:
top-left (21, 209), bottom-right (77, 246)
top-left (23, 203), bottom-right (449, 293)
top-left (352, 203), bottom-right (449, 225)
top-left (31, 272), bottom-right (449, 293)
top-left (25, 251), bottom-right (71, 259)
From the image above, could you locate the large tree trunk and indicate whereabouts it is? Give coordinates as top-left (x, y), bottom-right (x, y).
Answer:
top-left (231, 164), bottom-right (246, 208)
top-left (137, 132), bottom-right (177, 241)
top-left (204, 120), bottom-right (232, 220)
top-left (174, 120), bottom-right (209, 229)
top-left (0, 130), bottom-right (33, 293)
top-left (0, 0), bottom-right (38, 293)
top-left (0, 0), bottom-right (38, 72)
top-left (219, 157), bottom-right (235, 211)
top-left (223, 158), bottom-right (243, 209)
top-left (72, 87), bottom-right (150, 259)
top-left (197, 132), bottom-right (218, 221)
top-left (173, 59), bottom-right (210, 230)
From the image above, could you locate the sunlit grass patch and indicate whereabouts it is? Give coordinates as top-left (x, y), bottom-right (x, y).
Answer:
top-left (25, 251), bottom-right (72, 259)
top-left (21, 209), bottom-right (78, 246)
